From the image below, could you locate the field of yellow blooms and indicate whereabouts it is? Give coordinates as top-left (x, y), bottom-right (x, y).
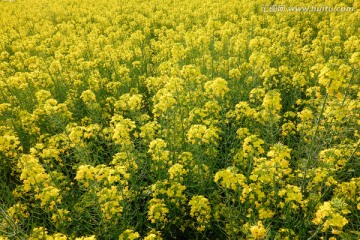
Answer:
top-left (0, 0), bottom-right (359, 239)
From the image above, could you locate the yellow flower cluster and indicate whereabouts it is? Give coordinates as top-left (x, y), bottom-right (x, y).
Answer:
top-left (249, 221), bottom-right (267, 240)
top-left (118, 229), bottom-right (140, 240)
top-left (97, 186), bottom-right (124, 221)
top-left (147, 198), bottom-right (169, 225)
top-left (262, 90), bottom-right (282, 113)
top-left (186, 124), bottom-right (220, 145)
top-left (17, 155), bottom-right (61, 209)
top-left (214, 167), bottom-right (246, 191)
top-left (312, 199), bottom-right (350, 235)
top-left (189, 195), bottom-right (211, 232)
top-left (204, 77), bottom-right (229, 99)
top-left (168, 163), bottom-right (188, 181)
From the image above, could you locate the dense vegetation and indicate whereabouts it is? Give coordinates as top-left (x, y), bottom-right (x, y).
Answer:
top-left (0, 0), bottom-right (359, 239)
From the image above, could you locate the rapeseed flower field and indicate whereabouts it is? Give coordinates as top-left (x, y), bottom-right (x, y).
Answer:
top-left (0, 0), bottom-right (359, 239)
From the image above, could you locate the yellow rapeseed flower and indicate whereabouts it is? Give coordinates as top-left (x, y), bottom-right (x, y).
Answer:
top-left (250, 221), bottom-right (267, 239)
